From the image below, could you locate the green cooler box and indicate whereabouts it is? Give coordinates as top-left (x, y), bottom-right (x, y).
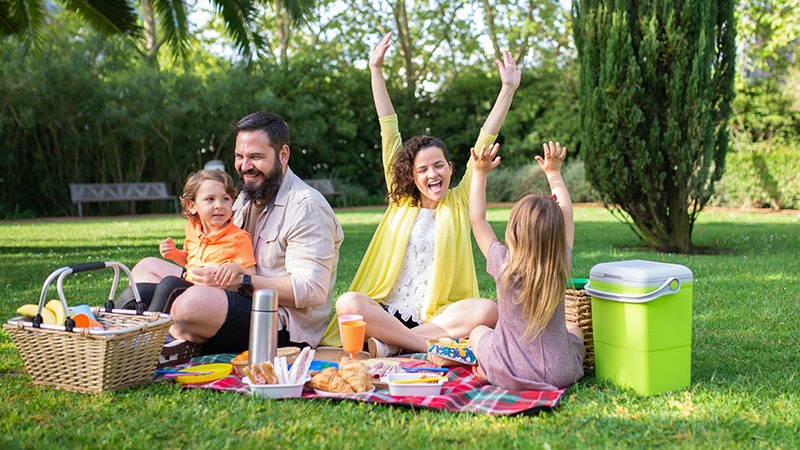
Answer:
top-left (585, 260), bottom-right (693, 395)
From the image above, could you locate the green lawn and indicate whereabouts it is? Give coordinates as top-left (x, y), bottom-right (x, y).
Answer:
top-left (1, 206), bottom-right (798, 449)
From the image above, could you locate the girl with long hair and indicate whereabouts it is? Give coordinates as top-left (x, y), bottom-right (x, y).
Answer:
top-left (468, 141), bottom-right (585, 391)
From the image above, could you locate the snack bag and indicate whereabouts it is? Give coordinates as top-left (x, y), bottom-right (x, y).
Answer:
top-left (426, 338), bottom-right (476, 367)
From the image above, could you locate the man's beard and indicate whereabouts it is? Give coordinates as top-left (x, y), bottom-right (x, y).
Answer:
top-left (238, 159), bottom-right (284, 202)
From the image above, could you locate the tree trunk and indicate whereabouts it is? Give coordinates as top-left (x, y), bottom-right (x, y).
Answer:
top-left (140, 0), bottom-right (161, 66)
top-left (276, 1), bottom-right (291, 69)
top-left (481, 0), bottom-right (502, 60)
top-left (392, 0), bottom-right (417, 100)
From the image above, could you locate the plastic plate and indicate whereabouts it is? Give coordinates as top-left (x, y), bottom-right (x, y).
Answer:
top-left (313, 387), bottom-right (374, 398)
top-left (174, 363), bottom-right (233, 384)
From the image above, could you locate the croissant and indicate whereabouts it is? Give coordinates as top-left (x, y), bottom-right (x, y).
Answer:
top-left (309, 367), bottom-right (356, 393)
top-left (338, 358), bottom-right (373, 393)
top-left (329, 374), bottom-right (356, 393)
top-left (309, 367), bottom-right (338, 390)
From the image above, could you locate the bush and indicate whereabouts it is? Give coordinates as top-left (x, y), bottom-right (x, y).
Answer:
top-left (710, 143), bottom-right (800, 210)
top-left (486, 148), bottom-right (800, 211)
top-left (484, 164), bottom-right (544, 202)
top-left (562, 160), bottom-right (600, 203)
top-left (485, 159), bottom-right (600, 203)
top-left (333, 179), bottom-right (385, 208)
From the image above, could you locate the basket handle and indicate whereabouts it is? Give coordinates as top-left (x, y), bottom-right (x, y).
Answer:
top-left (35, 261), bottom-right (145, 330)
top-left (68, 262), bottom-right (109, 274)
top-left (33, 267), bottom-right (72, 329)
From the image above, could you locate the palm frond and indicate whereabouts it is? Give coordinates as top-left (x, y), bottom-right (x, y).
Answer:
top-left (60, 0), bottom-right (140, 36)
top-left (153, 0), bottom-right (191, 60)
top-left (0, 0), bottom-right (47, 50)
top-left (212, 0), bottom-right (266, 59)
top-left (280, 0), bottom-right (314, 25)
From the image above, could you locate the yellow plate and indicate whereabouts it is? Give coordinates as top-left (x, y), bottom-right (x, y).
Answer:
top-left (174, 363), bottom-right (233, 384)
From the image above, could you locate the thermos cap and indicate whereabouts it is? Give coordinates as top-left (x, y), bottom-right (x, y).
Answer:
top-left (252, 289), bottom-right (278, 312)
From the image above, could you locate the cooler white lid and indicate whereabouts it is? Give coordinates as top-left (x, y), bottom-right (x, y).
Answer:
top-left (589, 259), bottom-right (693, 287)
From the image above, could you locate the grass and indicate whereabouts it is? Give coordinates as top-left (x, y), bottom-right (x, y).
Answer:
top-left (1, 206), bottom-right (798, 449)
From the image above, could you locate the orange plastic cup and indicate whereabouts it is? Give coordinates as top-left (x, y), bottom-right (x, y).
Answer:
top-left (73, 313), bottom-right (104, 329)
top-left (339, 320), bottom-right (366, 359)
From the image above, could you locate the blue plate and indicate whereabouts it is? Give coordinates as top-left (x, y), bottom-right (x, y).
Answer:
top-left (309, 360), bottom-right (338, 371)
top-left (287, 360), bottom-right (338, 371)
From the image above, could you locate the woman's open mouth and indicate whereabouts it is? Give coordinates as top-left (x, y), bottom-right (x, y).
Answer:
top-left (427, 180), bottom-right (443, 193)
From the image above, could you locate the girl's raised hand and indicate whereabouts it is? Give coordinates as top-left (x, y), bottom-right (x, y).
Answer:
top-left (470, 143), bottom-right (502, 174)
top-left (535, 141), bottom-right (567, 174)
top-left (369, 32), bottom-right (392, 70)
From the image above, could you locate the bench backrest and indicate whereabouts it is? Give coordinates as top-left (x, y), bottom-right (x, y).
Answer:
top-left (305, 179), bottom-right (337, 194)
top-left (69, 182), bottom-right (173, 203)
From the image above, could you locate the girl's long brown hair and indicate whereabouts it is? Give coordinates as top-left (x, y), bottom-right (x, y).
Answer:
top-left (501, 194), bottom-right (569, 340)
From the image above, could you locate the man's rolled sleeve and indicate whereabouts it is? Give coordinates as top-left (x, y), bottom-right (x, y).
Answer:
top-left (284, 196), bottom-right (342, 308)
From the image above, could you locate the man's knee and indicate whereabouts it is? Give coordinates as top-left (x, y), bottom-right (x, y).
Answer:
top-left (131, 256), bottom-right (175, 283)
top-left (132, 256), bottom-right (159, 273)
top-left (168, 287), bottom-right (201, 321)
top-left (171, 286), bottom-right (227, 319)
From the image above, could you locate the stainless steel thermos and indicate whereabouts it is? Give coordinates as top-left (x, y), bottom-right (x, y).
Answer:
top-left (249, 289), bottom-right (278, 366)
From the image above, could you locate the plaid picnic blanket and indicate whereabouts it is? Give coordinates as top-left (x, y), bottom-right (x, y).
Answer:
top-left (158, 353), bottom-right (567, 416)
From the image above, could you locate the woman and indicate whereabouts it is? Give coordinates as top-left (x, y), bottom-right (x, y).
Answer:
top-left (319, 32), bottom-right (521, 356)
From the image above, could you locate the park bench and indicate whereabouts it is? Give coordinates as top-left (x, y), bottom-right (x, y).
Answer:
top-left (69, 182), bottom-right (179, 217)
top-left (305, 179), bottom-right (347, 207)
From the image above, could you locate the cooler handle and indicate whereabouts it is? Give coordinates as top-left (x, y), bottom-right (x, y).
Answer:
top-left (584, 277), bottom-right (681, 303)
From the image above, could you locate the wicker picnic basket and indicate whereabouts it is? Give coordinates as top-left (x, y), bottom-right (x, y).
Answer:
top-left (565, 280), bottom-right (594, 371)
top-left (4, 262), bottom-right (172, 394)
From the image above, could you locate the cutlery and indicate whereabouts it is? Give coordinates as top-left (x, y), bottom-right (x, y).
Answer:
top-left (390, 376), bottom-right (447, 385)
top-left (160, 372), bottom-right (213, 378)
top-left (155, 369), bottom-right (212, 377)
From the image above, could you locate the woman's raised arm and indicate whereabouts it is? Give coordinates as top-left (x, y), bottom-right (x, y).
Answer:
top-left (481, 51), bottom-right (521, 136)
top-left (370, 32), bottom-right (396, 119)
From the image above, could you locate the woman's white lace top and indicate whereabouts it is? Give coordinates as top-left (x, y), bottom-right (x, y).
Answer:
top-left (384, 208), bottom-right (437, 324)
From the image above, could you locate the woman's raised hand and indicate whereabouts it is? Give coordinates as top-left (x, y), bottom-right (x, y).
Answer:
top-left (369, 32), bottom-right (392, 71)
top-left (481, 51), bottom-right (521, 135)
top-left (495, 51), bottom-right (521, 91)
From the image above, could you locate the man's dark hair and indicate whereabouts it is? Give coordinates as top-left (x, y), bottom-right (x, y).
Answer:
top-left (233, 112), bottom-right (290, 149)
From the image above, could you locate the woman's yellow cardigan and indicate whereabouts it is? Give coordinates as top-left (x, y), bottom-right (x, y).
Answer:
top-left (319, 115), bottom-right (497, 346)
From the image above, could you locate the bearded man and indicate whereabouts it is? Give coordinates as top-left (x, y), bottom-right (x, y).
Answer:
top-left (121, 112), bottom-right (343, 356)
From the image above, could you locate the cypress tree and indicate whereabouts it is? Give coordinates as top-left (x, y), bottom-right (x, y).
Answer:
top-left (573, 0), bottom-right (735, 253)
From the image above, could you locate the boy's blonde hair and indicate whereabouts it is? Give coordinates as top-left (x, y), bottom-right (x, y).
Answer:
top-left (179, 169), bottom-right (238, 222)
top-left (501, 194), bottom-right (569, 340)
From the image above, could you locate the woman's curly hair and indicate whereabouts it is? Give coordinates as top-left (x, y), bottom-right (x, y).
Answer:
top-left (387, 135), bottom-right (449, 206)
